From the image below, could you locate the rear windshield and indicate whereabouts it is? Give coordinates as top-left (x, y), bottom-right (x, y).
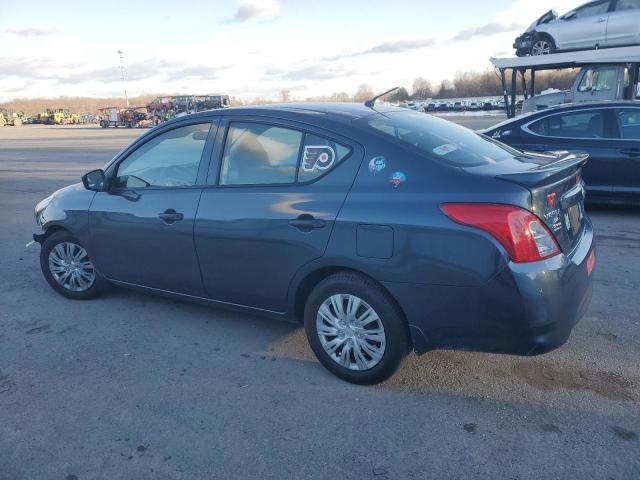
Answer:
top-left (364, 111), bottom-right (517, 167)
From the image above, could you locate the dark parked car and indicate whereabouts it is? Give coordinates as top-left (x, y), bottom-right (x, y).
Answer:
top-left (32, 104), bottom-right (595, 384)
top-left (481, 101), bottom-right (640, 204)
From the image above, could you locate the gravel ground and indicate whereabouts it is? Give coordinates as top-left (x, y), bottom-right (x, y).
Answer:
top-left (0, 123), bottom-right (639, 480)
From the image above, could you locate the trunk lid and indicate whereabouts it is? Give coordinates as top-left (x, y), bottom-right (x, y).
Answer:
top-left (467, 150), bottom-right (589, 253)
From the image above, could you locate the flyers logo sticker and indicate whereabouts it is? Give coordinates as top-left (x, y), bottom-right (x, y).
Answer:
top-left (303, 146), bottom-right (335, 172)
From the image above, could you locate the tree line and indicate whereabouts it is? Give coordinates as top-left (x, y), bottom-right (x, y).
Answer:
top-left (1, 69), bottom-right (580, 115)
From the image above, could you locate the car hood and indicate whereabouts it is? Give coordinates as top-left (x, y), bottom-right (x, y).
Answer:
top-left (525, 9), bottom-right (558, 32)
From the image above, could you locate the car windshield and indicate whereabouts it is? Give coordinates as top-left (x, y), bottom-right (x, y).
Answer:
top-left (363, 111), bottom-right (517, 167)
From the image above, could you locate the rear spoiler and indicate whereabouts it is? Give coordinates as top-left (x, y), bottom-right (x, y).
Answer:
top-left (496, 151), bottom-right (589, 188)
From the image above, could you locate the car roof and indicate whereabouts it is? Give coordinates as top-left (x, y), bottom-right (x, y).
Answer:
top-left (170, 102), bottom-right (406, 126)
top-left (481, 100), bottom-right (640, 132)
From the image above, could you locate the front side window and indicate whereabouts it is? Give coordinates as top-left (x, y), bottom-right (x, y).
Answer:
top-left (571, 0), bottom-right (610, 18)
top-left (617, 0), bottom-right (640, 10)
top-left (364, 111), bottom-right (517, 167)
top-left (618, 109), bottom-right (640, 139)
top-left (220, 123), bottom-right (302, 185)
top-left (529, 110), bottom-right (605, 138)
top-left (114, 123), bottom-right (210, 188)
top-left (578, 68), bottom-right (617, 92)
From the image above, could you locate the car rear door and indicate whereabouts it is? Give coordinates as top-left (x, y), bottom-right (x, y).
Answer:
top-left (89, 120), bottom-right (217, 296)
top-left (604, 0), bottom-right (640, 46)
top-left (557, 0), bottom-right (611, 50)
top-left (194, 118), bottom-right (363, 313)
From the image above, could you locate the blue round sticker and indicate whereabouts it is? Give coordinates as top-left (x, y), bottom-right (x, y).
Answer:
top-left (368, 156), bottom-right (386, 175)
top-left (389, 171), bottom-right (406, 188)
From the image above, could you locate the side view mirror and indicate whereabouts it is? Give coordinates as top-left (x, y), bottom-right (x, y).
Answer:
top-left (82, 169), bottom-right (106, 191)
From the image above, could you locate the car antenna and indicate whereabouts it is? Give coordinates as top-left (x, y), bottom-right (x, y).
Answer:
top-left (364, 87), bottom-right (399, 108)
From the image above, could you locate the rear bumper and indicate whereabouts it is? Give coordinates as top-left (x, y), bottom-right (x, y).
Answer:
top-left (385, 221), bottom-right (595, 356)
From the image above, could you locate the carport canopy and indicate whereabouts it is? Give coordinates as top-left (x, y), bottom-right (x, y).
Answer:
top-left (490, 45), bottom-right (640, 118)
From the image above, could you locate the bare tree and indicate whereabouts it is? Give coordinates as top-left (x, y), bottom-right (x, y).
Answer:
top-left (280, 89), bottom-right (291, 103)
top-left (353, 84), bottom-right (374, 103)
top-left (412, 77), bottom-right (433, 100)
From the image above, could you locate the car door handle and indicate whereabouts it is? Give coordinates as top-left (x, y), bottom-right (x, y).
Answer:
top-left (621, 149), bottom-right (640, 157)
top-left (596, 17), bottom-right (607, 23)
top-left (289, 214), bottom-right (326, 231)
top-left (158, 209), bottom-right (184, 224)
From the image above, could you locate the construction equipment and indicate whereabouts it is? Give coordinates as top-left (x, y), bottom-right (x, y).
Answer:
top-left (0, 109), bottom-right (23, 126)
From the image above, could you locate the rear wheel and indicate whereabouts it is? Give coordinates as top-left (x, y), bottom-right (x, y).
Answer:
top-left (40, 230), bottom-right (107, 300)
top-left (304, 273), bottom-right (410, 385)
top-left (531, 35), bottom-right (556, 56)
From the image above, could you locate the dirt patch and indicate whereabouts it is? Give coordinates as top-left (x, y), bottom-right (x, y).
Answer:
top-left (512, 362), bottom-right (637, 402)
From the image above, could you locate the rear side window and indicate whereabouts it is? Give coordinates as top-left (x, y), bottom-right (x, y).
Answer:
top-left (364, 111), bottom-right (516, 167)
top-left (220, 123), bottom-right (302, 185)
top-left (299, 134), bottom-right (350, 182)
top-left (528, 110), bottom-right (605, 138)
top-left (617, 109), bottom-right (640, 139)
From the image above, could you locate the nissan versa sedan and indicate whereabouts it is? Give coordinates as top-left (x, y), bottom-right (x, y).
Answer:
top-left (515, 0), bottom-right (640, 56)
top-left (32, 103), bottom-right (595, 384)
top-left (481, 102), bottom-right (640, 204)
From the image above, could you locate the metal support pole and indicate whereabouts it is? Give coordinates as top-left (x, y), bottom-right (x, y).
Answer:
top-left (520, 69), bottom-right (528, 100)
top-left (629, 63), bottom-right (639, 100)
top-left (500, 69), bottom-right (509, 118)
top-left (530, 69), bottom-right (536, 98)
top-left (510, 69), bottom-right (517, 119)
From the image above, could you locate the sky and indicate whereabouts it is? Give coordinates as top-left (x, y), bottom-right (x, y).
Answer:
top-left (0, 0), bottom-right (579, 102)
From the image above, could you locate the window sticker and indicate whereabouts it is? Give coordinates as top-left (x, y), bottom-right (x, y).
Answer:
top-left (389, 171), bottom-right (406, 188)
top-left (368, 156), bottom-right (386, 175)
top-left (302, 146), bottom-right (335, 172)
top-left (433, 143), bottom-right (459, 156)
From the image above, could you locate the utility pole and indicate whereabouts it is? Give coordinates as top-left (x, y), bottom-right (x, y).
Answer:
top-left (117, 49), bottom-right (129, 107)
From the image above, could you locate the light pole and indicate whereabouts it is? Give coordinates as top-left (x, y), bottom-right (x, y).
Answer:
top-left (117, 49), bottom-right (129, 108)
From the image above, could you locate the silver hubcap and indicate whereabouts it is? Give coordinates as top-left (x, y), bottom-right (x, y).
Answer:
top-left (532, 40), bottom-right (551, 55)
top-left (316, 294), bottom-right (386, 371)
top-left (48, 242), bottom-right (96, 292)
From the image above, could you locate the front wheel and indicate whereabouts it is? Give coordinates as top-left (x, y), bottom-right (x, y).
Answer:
top-left (531, 35), bottom-right (556, 56)
top-left (40, 230), bottom-right (107, 300)
top-left (304, 273), bottom-right (410, 385)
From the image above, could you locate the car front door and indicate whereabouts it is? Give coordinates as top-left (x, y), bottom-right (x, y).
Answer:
top-left (194, 119), bottom-right (363, 313)
top-left (557, 0), bottom-right (612, 50)
top-left (89, 121), bottom-right (217, 295)
top-left (521, 109), bottom-right (617, 200)
top-left (604, 0), bottom-right (640, 46)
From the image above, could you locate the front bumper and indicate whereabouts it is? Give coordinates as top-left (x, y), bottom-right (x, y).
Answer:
top-left (385, 221), bottom-right (595, 356)
top-left (514, 33), bottom-right (534, 53)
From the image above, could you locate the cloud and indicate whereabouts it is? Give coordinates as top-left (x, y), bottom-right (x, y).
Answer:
top-left (226, 0), bottom-right (279, 22)
top-left (265, 63), bottom-right (361, 81)
top-left (325, 37), bottom-right (438, 61)
top-left (5, 26), bottom-right (58, 37)
top-left (452, 21), bottom-right (526, 42)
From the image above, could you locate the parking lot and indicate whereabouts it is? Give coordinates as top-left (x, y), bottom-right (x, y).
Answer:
top-left (1, 122), bottom-right (639, 479)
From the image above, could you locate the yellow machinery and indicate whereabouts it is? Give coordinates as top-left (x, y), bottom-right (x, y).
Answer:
top-left (37, 108), bottom-right (79, 125)
top-left (0, 109), bottom-right (23, 126)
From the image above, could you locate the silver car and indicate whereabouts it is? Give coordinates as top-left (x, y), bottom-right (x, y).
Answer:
top-left (514, 0), bottom-right (640, 56)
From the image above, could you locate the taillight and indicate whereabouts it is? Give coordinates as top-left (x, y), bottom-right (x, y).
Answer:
top-left (440, 203), bottom-right (560, 263)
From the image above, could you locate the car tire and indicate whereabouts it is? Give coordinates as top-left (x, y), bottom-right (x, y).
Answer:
top-left (40, 230), bottom-right (107, 300)
top-left (304, 272), bottom-right (410, 385)
top-left (530, 35), bottom-right (556, 56)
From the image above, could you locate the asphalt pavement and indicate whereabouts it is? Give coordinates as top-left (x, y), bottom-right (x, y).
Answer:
top-left (0, 122), bottom-right (638, 480)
